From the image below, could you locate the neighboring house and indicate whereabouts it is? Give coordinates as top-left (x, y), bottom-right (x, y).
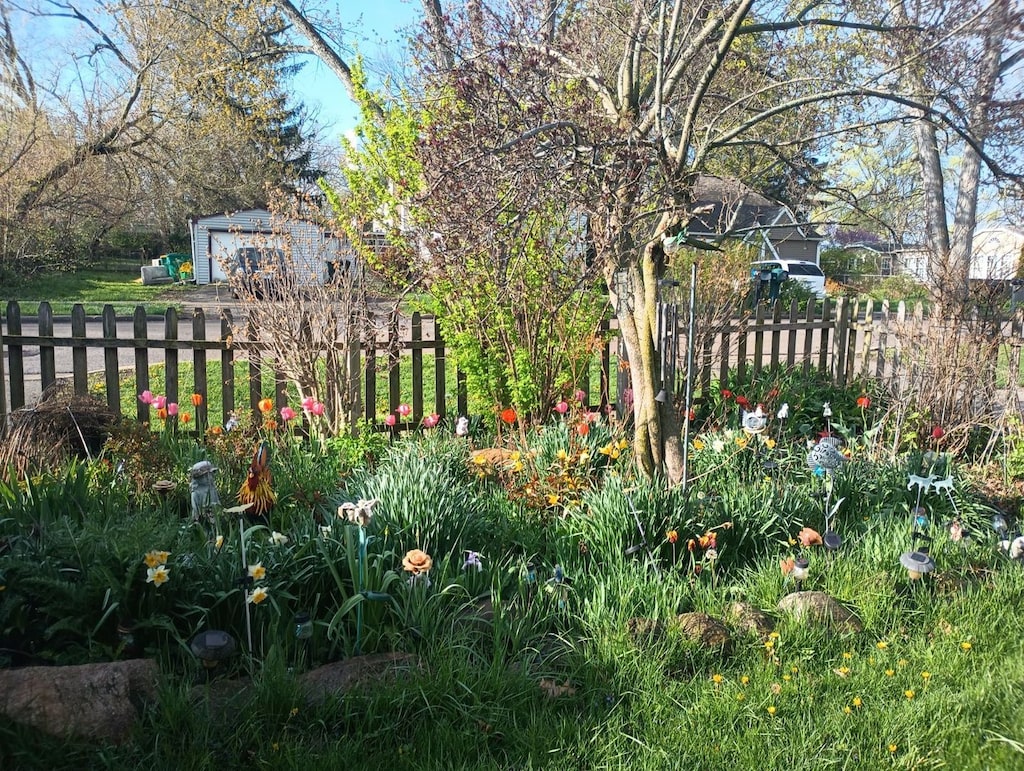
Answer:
top-left (969, 226), bottom-right (1024, 281)
top-left (688, 176), bottom-right (825, 263)
top-left (188, 208), bottom-right (358, 285)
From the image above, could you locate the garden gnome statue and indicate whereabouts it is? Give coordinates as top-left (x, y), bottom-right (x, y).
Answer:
top-left (189, 460), bottom-right (220, 522)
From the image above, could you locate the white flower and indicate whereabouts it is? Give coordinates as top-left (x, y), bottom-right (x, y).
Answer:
top-left (320, 525), bottom-right (333, 538)
top-left (270, 531), bottom-right (289, 546)
top-left (711, 438), bottom-right (726, 453)
top-left (822, 402), bottom-right (832, 417)
top-left (339, 498), bottom-right (378, 527)
top-left (146, 565), bottom-right (170, 586)
top-left (214, 534), bottom-right (224, 550)
top-left (247, 586), bottom-right (269, 604)
top-left (462, 551), bottom-right (484, 572)
top-left (776, 403), bottom-right (790, 420)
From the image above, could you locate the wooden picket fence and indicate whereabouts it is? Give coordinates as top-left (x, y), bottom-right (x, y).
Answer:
top-left (3, 298), bottom-right (1024, 426)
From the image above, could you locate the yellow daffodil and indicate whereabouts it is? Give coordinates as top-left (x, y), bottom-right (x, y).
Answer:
top-left (735, 436), bottom-right (748, 449)
top-left (247, 586), bottom-right (269, 604)
top-left (144, 550), bottom-right (170, 568)
top-left (616, 439), bottom-right (629, 450)
top-left (146, 565), bottom-right (170, 586)
top-left (248, 562), bottom-right (267, 581)
top-left (547, 494), bottom-right (560, 506)
top-left (764, 437), bottom-right (776, 449)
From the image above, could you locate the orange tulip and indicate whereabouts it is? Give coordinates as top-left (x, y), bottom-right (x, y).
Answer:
top-left (181, 412), bottom-right (192, 424)
top-left (258, 398), bottom-right (274, 414)
top-left (156, 407), bottom-right (168, 420)
top-left (499, 407), bottom-right (517, 424)
top-left (191, 393), bottom-right (204, 407)
top-left (575, 421), bottom-right (590, 436)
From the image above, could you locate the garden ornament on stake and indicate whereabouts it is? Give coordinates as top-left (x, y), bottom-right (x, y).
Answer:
top-left (237, 441), bottom-right (275, 527)
top-left (546, 564), bottom-right (571, 609)
top-left (189, 460), bottom-right (220, 525)
top-left (624, 490), bottom-right (660, 575)
top-left (339, 499), bottom-right (389, 655)
top-left (223, 503), bottom-right (255, 653)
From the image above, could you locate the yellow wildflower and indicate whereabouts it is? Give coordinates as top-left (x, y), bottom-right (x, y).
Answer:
top-left (904, 689), bottom-right (915, 700)
top-left (712, 674), bottom-right (724, 684)
top-left (693, 438), bottom-right (705, 451)
top-left (889, 744), bottom-right (898, 754)
top-left (735, 436), bottom-right (748, 449)
top-left (843, 706), bottom-right (852, 715)
top-left (885, 669), bottom-right (895, 677)
top-left (740, 675), bottom-right (750, 685)
top-left (766, 706), bottom-right (777, 716)
top-left (921, 671), bottom-right (931, 681)
top-left (876, 641), bottom-right (888, 650)
top-left (960, 641), bottom-right (972, 651)
top-left (852, 697), bottom-right (862, 708)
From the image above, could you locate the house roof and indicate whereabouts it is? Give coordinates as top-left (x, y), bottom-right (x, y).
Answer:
top-left (688, 176), bottom-right (823, 242)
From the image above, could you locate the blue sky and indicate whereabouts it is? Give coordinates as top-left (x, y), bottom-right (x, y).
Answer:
top-left (291, 1), bottom-right (420, 139)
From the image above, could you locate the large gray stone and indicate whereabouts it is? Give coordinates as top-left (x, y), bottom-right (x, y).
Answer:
top-left (140, 265), bottom-right (172, 285)
top-left (298, 653), bottom-right (418, 704)
top-left (778, 591), bottom-right (863, 632)
top-left (0, 659), bottom-right (158, 743)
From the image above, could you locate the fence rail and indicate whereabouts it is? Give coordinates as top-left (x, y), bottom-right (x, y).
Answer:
top-left (3, 298), bottom-right (1023, 427)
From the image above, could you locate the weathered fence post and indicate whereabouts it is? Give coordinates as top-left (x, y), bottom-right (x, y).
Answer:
top-left (38, 302), bottom-right (55, 394)
top-left (5, 301), bottom-right (24, 410)
top-left (134, 306), bottom-right (150, 423)
top-left (102, 305), bottom-right (121, 415)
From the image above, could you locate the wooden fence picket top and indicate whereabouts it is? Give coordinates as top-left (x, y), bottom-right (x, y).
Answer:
top-left (6, 301), bottom-right (24, 410)
top-left (38, 303), bottom-right (56, 394)
top-left (71, 304), bottom-right (88, 396)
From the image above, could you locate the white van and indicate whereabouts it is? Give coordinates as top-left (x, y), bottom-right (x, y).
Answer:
top-left (750, 259), bottom-right (826, 297)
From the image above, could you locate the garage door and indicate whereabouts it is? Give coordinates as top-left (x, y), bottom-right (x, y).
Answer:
top-left (207, 232), bottom-right (288, 281)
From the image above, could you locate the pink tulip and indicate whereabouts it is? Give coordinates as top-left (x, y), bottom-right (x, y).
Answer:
top-left (153, 395), bottom-right (167, 410)
top-left (301, 396), bottom-right (316, 412)
top-left (423, 413), bottom-right (440, 428)
top-left (138, 390), bottom-right (154, 405)
top-left (397, 403), bottom-right (412, 418)
top-left (554, 400), bottom-right (569, 414)
top-left (310, 401), bottom-right (325, 416)
top-left (384, 414), bottom-right (397, 426)
top-left (167, 402), bottom-right (179, 416)
top-left (280, 406), bottom-right (297, 421)
top-left (575, 389), bottom-right (587, 404)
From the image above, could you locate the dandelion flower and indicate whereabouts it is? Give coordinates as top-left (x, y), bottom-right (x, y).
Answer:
top-left (876, 641), bottom-right (888, 650)
top-left (790, 666), bottom-right (799, 674)
top-left (843, 652), bottom-right (853, 659)
top-left (898, 658), bottom-right (908, 667)
top-left (960, 641), bottom-right (972, 651)
top-left (766, 706), bottom-right (777, 716)
top-left (769, 632), bottom-right (780, 640)
top-left (783, 675), bottom-right (791, 682)
top-left (853, 697), bottom-right (862, 708)
top-left (885, 669), bottom-right (895, 677)
top-left (146, 565), bottom-right (170, 586)
top-left (889, 744), bottom-right (897, 754)
top-left (921, 671), bottom-right (931, 681)
top-left (248, 562), bottom-right (267, 581)
top-left (247, 586), bottom-right (269, 605)
top-left (736, 693), bottom-right (745, 702)
top-left (740, 675), bottom-right (750, 685)
top-left (904, 689), bottom-right (915, 700)
top-left (843, 706), bottom-right (852, 715)
top-left (712, 674), bottom-right (724, 684)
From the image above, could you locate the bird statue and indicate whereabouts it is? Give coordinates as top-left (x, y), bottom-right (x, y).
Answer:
top-left (806, 437), bottom-right (845, 475)
top-left (189, 460), bottom-right (220, 523)
top-left (236, 441), bottom-right (275, 525)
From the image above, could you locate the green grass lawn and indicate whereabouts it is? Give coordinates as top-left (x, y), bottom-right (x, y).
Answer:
top-left (4, 268), bottom-right (193, 315)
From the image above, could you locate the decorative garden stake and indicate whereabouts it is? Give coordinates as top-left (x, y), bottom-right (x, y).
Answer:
top-left (222, 503), bottom-right (256, 653)
top-left (547, 564), bottom-right (570, 609)
top-left (189, 460), bottom-right (219, 524)
top-left (991, 513), bottom-right (1010, 538)
top-left (792, 556), bottom-right (810, 590)
top-left (900, 550), bottom-right (935, 580)
top-left (807, 438), bottom-right (845, 476)
top-left (625, 492), bottom-right (659, 574)
top-left (190, 629), bottom-right (236, 680)
top-left (293, 611), bottom-right (313, 668)
top-left (237, 442), bottom-right (275, 527)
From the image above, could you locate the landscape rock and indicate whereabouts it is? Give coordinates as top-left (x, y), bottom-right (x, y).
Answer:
top-left (299, 653), bottom-right (418, 704)
top-left (778, 591), bottom-right (863, 632)
top-left (725, 601), bottom-right (777, 638)
top-left (625, 616), bottom-right (666, 644)
top-left (0, 659), bottom-right (158, 743)
top-left (674, 612), bottom-right (732, 653)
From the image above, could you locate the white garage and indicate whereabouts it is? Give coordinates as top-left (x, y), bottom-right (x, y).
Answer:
top-left (188, 208), bottom-right (355, 285)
